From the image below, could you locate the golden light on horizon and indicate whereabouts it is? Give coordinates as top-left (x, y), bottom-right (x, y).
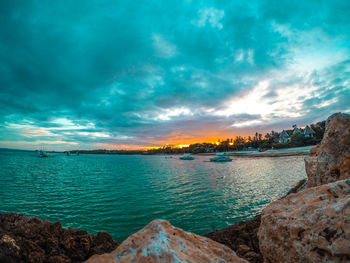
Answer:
top-left (145, 146), bottom-right (161, 150)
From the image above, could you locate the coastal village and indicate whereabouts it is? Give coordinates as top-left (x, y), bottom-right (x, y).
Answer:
top-left (146, 120), bottom-right (326, 155)
top-left (71, 121), bottom-right (326, 156)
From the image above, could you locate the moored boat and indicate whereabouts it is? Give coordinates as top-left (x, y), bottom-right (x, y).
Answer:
top-left (210, 156), bottom-right (232, 162)
top-left (179, 153), bottom-right (195, 160)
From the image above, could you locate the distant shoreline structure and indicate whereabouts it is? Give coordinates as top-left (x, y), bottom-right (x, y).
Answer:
top-left (0, 145), bottom-right (312, 157)
top-left (0, 118), bottom-right (327, 155)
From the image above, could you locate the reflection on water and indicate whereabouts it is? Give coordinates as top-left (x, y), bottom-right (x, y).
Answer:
top-left (0, 150), bottom-right (306, 241)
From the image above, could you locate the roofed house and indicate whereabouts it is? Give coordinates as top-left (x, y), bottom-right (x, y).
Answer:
top-left (292, 127), bottom-right (302, 135)
top-left (279, 130), bottom-right (291, 143)
top-left (304, 125), bottom-right (316, 138)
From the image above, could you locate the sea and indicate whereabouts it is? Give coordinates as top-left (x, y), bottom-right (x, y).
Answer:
top-left (0, 149), bottom-right (306, 241)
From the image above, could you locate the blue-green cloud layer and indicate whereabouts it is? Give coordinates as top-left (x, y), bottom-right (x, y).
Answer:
top-left (0, 0), bottom-right (349, 149)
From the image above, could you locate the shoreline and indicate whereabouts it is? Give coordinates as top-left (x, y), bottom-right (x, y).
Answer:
top-left (199, 151), bottom-right (309, 157)
top-left (0, 146), bottom-right (314, 157)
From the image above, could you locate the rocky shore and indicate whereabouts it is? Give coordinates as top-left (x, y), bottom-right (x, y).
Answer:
top-left (1, 112), bottom-right (349, 262)
top-left (0, 213), bottom-right (118, 263)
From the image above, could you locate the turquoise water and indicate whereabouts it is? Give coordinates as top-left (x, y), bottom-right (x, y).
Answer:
top-left (0, 149), bottom-right (306, 241)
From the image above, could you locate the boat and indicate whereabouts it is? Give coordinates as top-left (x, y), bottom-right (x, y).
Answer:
top-left (179, 153), bottom-right (195, 160)
top-left (39, 150), bottom-right (48, 158)
top-left (210, 156), bottom-right (232, 162)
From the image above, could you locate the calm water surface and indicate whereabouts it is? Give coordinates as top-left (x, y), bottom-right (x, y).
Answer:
top-left (0, 150), bottom-right (306, 241)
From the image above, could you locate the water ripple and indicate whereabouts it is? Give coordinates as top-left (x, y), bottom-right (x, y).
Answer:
top-left (0, 150), bottom-right (306, 241)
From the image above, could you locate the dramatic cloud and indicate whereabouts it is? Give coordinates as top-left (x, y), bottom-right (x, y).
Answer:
top-left (0, 0), bottom-right (349, 150)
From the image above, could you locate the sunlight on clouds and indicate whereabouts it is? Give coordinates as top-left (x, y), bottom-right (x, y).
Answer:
top-left (317, 98), bottom-right (339, 108)
top-left (5, 123), bottom-right (56, 138)
top-left (272, 22), bottom-right (350, 73)
top-left (48, 118), bottom-right (95, 131)
top-left (156, 107), bottom-right (193, 121)
top-left (215, 80), bottom-right (272, 117)
top-left (232, 119), bottom-right (263, 127)
top-left (214, 79), bottom-right (322, 126)
top-left (76, 131), bottom-right (110, 138)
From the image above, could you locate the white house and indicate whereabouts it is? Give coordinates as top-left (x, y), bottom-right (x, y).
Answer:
top-left (279, 130), bottom-right (291, 143)
top-left (304, 125), bottom-right (316, 138)
top-left (292, 127), bottom-right (302, 135)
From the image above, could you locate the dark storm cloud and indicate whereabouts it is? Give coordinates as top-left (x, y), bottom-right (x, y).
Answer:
top-left (0, 0), bottom-right (349, 149)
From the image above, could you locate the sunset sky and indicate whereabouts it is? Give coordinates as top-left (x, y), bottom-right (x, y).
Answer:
top-left (0, 0), bottom-right (350, 150)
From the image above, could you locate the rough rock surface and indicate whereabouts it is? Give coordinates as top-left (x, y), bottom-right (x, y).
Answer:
top-left (305, 112), bottom-right (350, 187)
top-left (0, 213), bottom-right (118, 263)
top-left (87, 219), bottom-right (248, 263)
top-left (204, 179), bottom-right (309, 263)
top-left (258, 180), bottom-right (350, 263)
top-left (205, 215), bottom-right (262, 263)
top-left (282, 179), bottom-right (308, 197)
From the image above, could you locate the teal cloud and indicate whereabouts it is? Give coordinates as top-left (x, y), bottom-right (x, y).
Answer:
top-left (0, 0), bottom-right (349, 148)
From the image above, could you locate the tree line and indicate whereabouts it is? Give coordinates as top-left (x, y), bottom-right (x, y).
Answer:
top-left (147, 120), bottom-right (326, 154)
top-left (71, 120), bottom-right (326, 155)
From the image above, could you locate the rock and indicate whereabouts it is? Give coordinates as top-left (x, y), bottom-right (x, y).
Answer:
top-left (46, 254), bottom-right (72, 263)
top-left (205, 215), bottom-right (262, 263)
top-left (0, 213), bottom-right (118, 263)
top-left (0, 235), bottom-right (20, 263)
top-left (61, 229), bottom-right (93, 261)
top-left (305, 112), bottom-right (350, 187)
top-left (87, 219), bottom-right (248, 263)
top-left (258, 180), bottom-right (350, 263)
top-left (282, 179), bottom-right (307, 197)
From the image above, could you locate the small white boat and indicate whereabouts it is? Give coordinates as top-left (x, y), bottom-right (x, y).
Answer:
top-left (180, 153), bottom-right (195, 160)
top-left (210, 156), bottom-right (232, 162)
top-left (39, 150), bottom-right (48, 158)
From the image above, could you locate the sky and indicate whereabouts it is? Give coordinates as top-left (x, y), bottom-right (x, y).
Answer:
top-left (0, 0), bottom-right (350, 150)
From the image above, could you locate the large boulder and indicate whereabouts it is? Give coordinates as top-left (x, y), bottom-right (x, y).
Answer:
top-left (87, 219), bottom-right (248, 263)
top-left (305, 112), bottom-right (350, 187)
top-left (258, 180), bottom-right (350, 263)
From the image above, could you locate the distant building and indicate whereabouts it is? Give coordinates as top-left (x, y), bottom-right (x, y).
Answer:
top-left (304, 125), bottom-right (316, 138)
top-left (292, 127), bottom-right (302, 135)
top-left (279, 130), bottom-right (291, 143)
